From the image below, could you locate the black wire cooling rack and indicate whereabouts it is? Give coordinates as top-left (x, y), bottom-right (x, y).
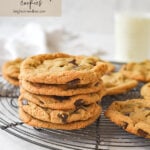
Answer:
top-left (0, 66), bottom-right (150, 149)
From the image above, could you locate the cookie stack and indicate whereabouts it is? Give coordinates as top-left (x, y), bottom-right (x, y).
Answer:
top-left (19, 53), bottom-right (107, 130)
top-left (2, 58), bottom-right (23, 86)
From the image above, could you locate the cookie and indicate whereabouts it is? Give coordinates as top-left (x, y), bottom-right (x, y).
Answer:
top-left (120, 60), bottom-right (150, 82)
top-left (100, 60), bottom-right (115, 73)
top-left (2, 73), bottom-right (19, 86)
top-left (20, 79), bottom-right (104, 96)
top-left (102, 72), bottom-right (138, 95)
top-left (19, 98), bottom-right (99, 124)
top-left (19, 53), bottom-right (107, 85)
top-left (19, 105), bottom-right (101, 130)
top-left (141, 83), bottom-right (150, 99)
top-left (2, 58), bottom-right (23, 79)
top-left (20, 88), bottom-right (105, 110)
top-left (105, 99), bottom-right (150, 138)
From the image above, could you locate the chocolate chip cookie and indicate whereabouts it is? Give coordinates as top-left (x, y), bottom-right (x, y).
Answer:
top-left (19, 104), bottom-right (101, 130)
top-left (141, 82), bottom-right (150, 99)
top-left (102, 72), bottom-right (138, 95)
top-left (105, 99), bottom-right (150, 138)
top-left (2, 74), bottom-right (19, 86)
top-left (20, 88), bottom-right (105, 110)
top-left (19, 53), bottom-right (107, 85)
top-left (100, 60), bottom-right (115, 73)
top-left (19, 98), bottom-right (99, 124)
top-left (20, 79), bottom-right (104, 96)
top-left (2, 58), bottom-right (23, 86)
top-left (120, 60), bottom-right (150, 82)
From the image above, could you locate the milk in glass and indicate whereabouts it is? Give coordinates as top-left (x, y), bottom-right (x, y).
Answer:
top-left (115, 13), bottom-right (150, 62)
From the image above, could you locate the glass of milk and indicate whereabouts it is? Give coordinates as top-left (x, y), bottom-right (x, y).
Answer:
top-left (115, 13), bottom-right (150, 62)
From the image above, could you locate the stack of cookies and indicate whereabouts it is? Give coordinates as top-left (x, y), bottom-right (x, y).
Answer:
top-left (19, 53), bottom-right (107, 130)
top-left (2, 58), bottom-right (23, 86)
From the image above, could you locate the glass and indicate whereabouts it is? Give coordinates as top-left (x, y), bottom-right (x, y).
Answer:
top-left (115, 13), bottom-right (150, 62)
top-left (114, 0), bottom-right (150, 62)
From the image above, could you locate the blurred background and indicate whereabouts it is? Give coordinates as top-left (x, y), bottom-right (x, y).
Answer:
top-left (1, 0), bottom-right (150, 34)
top-left (0, 0), bottom-right (150, 66)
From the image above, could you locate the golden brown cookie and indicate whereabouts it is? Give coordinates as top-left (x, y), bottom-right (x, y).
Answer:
top-left (2, 58), bottom-right (23, 86)
top-left (2, 58), bottom-right (23, 79)
top-left (20, 79), bottom-right (104, 96)
top-left (19, 98), bottom-right (99, 124)
top-left (102, 72), bottom-right (138, 95)
top-left (19, 105), bottom-right (101, 130)
top-left (120, 60), bottom-right (150, 82)
top-left (19, 53), bottom-right (107, 85)
top-left (105, 99), bottom-right (150, 138)
top-left (100, 60), bottom-right (115, 73)
top-left (2, 73), bottom-right (19, 86)
top-left (141, 82), bottom-right (150, 99)
top-left (20, 88), bottom-right (105, 110)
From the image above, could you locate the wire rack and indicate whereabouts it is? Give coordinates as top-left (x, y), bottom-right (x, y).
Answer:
top-left (0, 65), bottom-right (150, 149)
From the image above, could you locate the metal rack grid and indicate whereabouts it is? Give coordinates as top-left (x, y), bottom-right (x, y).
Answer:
top-left (0, 70), bottom-right (150, 149)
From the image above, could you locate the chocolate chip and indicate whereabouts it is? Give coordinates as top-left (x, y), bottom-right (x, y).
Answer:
top-left (89, 61), bottom-right (96, 66)
top-left (94, 82), bottom-right (99, 87)
top-left (39, 101), bottom-right (44, 105)
top-left (70, 107), bottom-right (85, 115)
top-left (122, 122), bottom-right (128, 129)
top-left (145, 112), bottom-right (150, 117)
top-left (123, 112), bottom-right (130, 116)
top-left (53, 96), bottom-right (70, 101)
top-left (71, 102), bottom-right (88, 115)
top-left (22, 99), bottom-right (28, 105)
top-left (137, 129), bottom-right (148, 137)
top-left (69, 59), bottom-right (78, 66)
top-left (57, 113), bottom-right (68, 123)
top-left (74, 99), bottom-right (85, 108)
top-left (144, 107), bottom-right (150, 110)
top-left (66, 79), bottom-right (80, 89)
top-left (59, 65), bottom-right (64, 67)
top-left (70, 109), bottom-right (80, 115)
top-left (75, 105), bottom-right (87, 112)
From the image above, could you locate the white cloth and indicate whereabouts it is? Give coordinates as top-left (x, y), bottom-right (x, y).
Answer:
top-left (2, 23), bottom-right (106, 59)
top-left (5, 23), bottom-right (48, 59)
